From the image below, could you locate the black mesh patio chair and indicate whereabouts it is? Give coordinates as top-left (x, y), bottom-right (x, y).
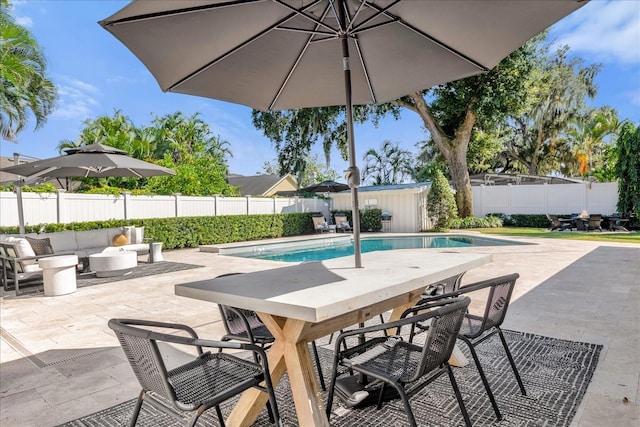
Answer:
top-left (108, 318), bottom-right (282, 427)
top-left (216, 273), bottom-right (327, 391)
top-left (326, 297), bottom-right (473, 427)
top-left (415, 273), bottom-right (526, 421)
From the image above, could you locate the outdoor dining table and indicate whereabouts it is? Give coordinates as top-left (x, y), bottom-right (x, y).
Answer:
top-left (175, 250), bottom-right (492, 426)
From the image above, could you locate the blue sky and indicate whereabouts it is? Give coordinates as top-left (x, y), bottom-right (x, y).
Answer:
top-left (2, 0), bottom-right (639, 179)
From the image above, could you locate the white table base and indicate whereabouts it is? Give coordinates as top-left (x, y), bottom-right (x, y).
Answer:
top-left (39, 255), bottom-right (79, 297)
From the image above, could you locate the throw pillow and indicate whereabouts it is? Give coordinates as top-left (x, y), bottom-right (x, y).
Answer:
top-left (24, 237), bottom-right (54, 256)
top-left (112, 233), bottom-right (129, 246)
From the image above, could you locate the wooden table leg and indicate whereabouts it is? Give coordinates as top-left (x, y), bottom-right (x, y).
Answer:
top-left (226, 314), bottom-right (330, 427)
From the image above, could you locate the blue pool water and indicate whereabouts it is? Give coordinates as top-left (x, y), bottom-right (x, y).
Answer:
top-left (221, 235), bottom-right (528, 262)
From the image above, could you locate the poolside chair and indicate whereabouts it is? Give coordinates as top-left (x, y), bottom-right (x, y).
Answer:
top-left (546, 214), bottom-right (571, 231)
top-left (108, 318), bottom-right (281, 427)
top-left (334, 213), bottom-right (352, 233)
top-left (312, 215), bottom-right (330, 233)
top-left (416, 273), bottom-right (526, 421)
top-left (586, 214), bottom-right (603, 232)
top-left (0, 240), bottom-right (47, 296)
top-left (326, 297), bottom-right (473, 427)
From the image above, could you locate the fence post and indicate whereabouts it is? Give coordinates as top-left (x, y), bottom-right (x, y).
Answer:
top-left (174, 193), bottom-right (181, 217)
top-left (273, 197), bottom-right (276, 214)
top-left (56, 189), bottom-right (66, 224)
top-left (543, 183), bottom-right (549, 214)
top-left (507, 184), bottom-right (512, 215)
top-left (122, 191), bottom-right (131, 219)
top-left (213, 195), bottom-right (218, 216)
top-left (245, 196), bottom-right (251, 215)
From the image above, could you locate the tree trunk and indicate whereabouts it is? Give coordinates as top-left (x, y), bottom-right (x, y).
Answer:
top-left (405, 93), bottom-right (476, 218)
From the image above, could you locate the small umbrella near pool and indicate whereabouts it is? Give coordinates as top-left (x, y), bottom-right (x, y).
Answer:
top-left (99, 0), bottom-right (588, 267)
top-left (1, 143), bottom-right (175, 233)
top-left (299, 180), bottom-right (349, 194)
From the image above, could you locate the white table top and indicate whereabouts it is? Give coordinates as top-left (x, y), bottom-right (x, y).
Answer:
top-left (175, 250), bottom-right (491, 323)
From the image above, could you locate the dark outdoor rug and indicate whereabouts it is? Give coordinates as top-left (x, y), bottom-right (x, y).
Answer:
top-left (14, 262), bottom-right (203, 296)
top-left (59, 330), bottom-right (601, 427)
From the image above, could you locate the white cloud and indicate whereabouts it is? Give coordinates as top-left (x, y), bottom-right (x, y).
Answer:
top-left (14, 15), bottom-right (33, 27)
top-left (553, 0), bottom-right (640, 64)
top-left (50, 78), bottom-right (100, 121)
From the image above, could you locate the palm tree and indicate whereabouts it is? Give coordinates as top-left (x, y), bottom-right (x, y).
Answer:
top-left (362, 140), bottom-right (414, 185)
top-left (0, 2), bottom-right (57, 141)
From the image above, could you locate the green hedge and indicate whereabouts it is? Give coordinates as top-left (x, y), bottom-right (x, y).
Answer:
top-left (0, 213), bottom-right (317, 250)
top-left (450, 216), bottom-right (503, 229)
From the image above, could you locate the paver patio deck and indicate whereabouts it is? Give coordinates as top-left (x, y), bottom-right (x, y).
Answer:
top-left (1, 233), bottom-right (638, 426)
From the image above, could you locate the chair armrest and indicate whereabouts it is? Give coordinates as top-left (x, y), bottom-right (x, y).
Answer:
top-left (416, 273), bottom-right (520, 305)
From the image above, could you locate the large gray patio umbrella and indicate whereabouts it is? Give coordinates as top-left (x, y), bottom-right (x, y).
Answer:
top-left (100, 0), bottom-right (588, 268)
top-left (1, 143), bottom-right (175, 233)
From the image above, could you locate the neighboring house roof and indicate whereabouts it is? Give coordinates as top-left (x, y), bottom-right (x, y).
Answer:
top-left (469, 173), bottom-right (584, 186)
top-left (227, 173), bottom-right (298, 196)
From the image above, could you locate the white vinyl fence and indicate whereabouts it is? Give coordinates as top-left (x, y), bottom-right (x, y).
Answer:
top-left (0, 182), bottom-right (620, 228)
top-left (0, 191), bottom-right (330, 228)
top-left (472, 182), bottom-right (619, 217)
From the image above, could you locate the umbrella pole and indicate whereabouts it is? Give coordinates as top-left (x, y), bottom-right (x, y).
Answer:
top-left (339, 0), bottom-right (362, 268)
top-left (16, 184), bottom-right (25, 235)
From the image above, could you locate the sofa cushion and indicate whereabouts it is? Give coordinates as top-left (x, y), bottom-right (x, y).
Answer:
top-left (76, 229), bottom-right (111, 249)
top-left (4, 237), bottom-right (36, 258)
top-left (41, 230), bottom-right (78, 252)
top-left (24, 237), bottom-right (54, 256)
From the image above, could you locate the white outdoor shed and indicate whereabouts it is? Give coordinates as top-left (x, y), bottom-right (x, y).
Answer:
top-left (331, 183), bottom-right (432, 233)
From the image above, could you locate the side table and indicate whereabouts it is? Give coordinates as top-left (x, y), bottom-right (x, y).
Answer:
top-left (39, 255), bottom-right (79, 296)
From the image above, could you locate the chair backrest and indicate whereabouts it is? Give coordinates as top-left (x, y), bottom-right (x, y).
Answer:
top-left (312, 216), bottom-right (327, 228)
top-left (464, 273), bottom-right (519, 337)
top-left (334, 214), bottom-right (348, 223)
top-left (219, 304), bottom-right (265, 336)
top-left (108, 319), bottom-right (178, 404)
top-left (0, 242), bottom-right (25, 274)
top-left (589, 214), bottom-right (602, 226)
top-left (406, 297), bottom-right (470, 382)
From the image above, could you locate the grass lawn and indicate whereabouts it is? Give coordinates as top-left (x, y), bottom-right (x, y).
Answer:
top-left (475, 227), bottom-right (640, 244)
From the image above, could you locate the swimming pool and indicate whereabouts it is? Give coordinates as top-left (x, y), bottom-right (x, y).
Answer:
top-left (219, 235), bottom-right (528, 262)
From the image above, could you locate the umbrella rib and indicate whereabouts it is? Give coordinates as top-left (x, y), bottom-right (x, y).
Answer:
top-left (274, 0), bottom-right (339, 34)
top-left (348, 0), bottom-right (400, 34)
top-left (269, 2), bottom-right (333, 110)
top-left (166, 0), bottom-right (322, 92)
top-left (360, 1), bottom-right (490, 72)
top-left (101, 0), bottom-right (266, 25)
top-left (352, 38), bottom-right (376, 104)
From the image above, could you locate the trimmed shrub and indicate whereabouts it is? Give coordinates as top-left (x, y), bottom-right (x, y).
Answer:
top-left (450, 216), bottom-right (503, 229)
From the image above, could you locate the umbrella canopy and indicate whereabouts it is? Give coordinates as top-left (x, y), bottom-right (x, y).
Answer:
top-left (1, 143), bottom-right (175, 233)
top-left (299, 180), bottom-right (349, 193)
top-left (100, 0), bottom-right (588, 268)
top-left (2, 143), bottom-right (176, 180)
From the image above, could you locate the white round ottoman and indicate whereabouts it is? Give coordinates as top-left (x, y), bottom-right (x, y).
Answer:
top-left (39, 255), bottom-right (79, 297)
top-left (89, 251), bottom-right (138, 277)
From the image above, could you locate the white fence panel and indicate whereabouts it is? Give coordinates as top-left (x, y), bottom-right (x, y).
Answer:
top-left (127, 195), bottom-right (176, 219)
top-left (249, 198), bottom-right (276, 215)
top-left (176, 195), bottom-right (216, 217)
top-left (62, 193), bottom-right (125, 223)
top-left (216, 197), bottom-right (248, 216)
top-left (585, 182), bottom-right (618, 215)
top-left (472, 182), bottom-right (618, 217)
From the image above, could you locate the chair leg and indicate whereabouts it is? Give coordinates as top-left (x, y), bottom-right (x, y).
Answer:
top-left (497, 328), bottom-right (527, 395)
top-left (214, 405), bottom-right (225, 427)
top-left (446, 364), bottom-right (472, 427)
top-left (325, 351), bottom-right (342, 421)
top-left (459, 337), bottom-right (502, 421)
top-left (389, 380), bottom-right (417, 427)
top-left (310, 341), bottom-right (326, 391)
top-left (129, 390), bottom-right (146, 427)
